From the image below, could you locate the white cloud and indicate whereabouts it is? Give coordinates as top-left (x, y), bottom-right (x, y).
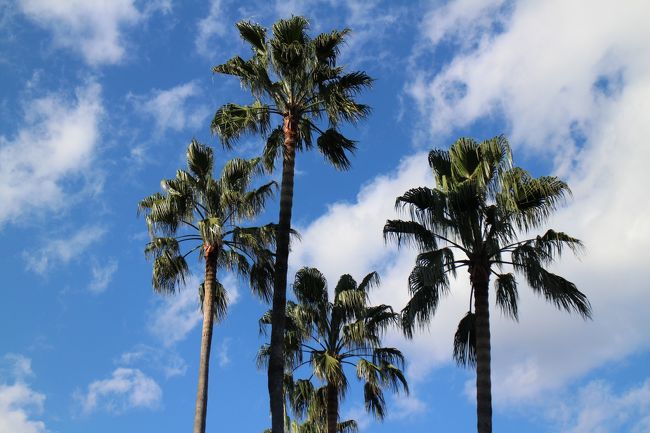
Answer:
top-left (75, 368), bottom-right (162, 414)
top-left (23, 225), bottom-right (107, 274)
top-left (148, 273), bottom-right (241, 347)
top-left (148, 278), bottom-right (202, 348)
top-left (398, 0), bottom-right (650, 406)
top-left (291, 0), bottom-right (650, 404)
top-left (0, 354), bottom-right (46, 433)
top-left (195, 0), bottom-right (225, 58)
top-left (419, 0), bottom-right (509, 50)
top-left (17, 0), bottom-right (168, 65)
top-left (88, 258), bottom-right (118, 294)
top-left (550, 379), bottom-right (650, 433)
top-left (388, 393), bottom-right (427, 421)
top-left (290, 152), bottom-right (431, 284)
top-left (130, 81), bottom-right (210, 134)
top-left (117, 345), bottom-right (187, 379)
top-left (0, 83), bottom-right (103, 227)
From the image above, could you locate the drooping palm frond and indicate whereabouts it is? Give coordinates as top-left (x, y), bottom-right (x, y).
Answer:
top-left (453, 312), bottom-right (476, 368)
top-left (494, 273), bottom-right (519, 321)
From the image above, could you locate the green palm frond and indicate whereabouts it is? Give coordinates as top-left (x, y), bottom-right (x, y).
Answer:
top-left (383, 219), bottom-right (437, 251)
top-left (263, 126), bottom-right (285, 171)
top-left (518, 264), bottom-right (592, 319)
top-left (316, 128), bottom-right (356, 170)
top-left (294, 267), bottom-right (329, 308)
top-left (212, 102), bottom-right (271, 148)
top-left (495, 273), bottom-right (518, 321)
top-left (151, 251), bottom-right (189, 294)
top-left (453, 312), bottom-right (476, 368)
top-left (363, 381), bottom-right (386, 420)
top-left (187, 139), bottom-right (214, 182)
top-left (236, 20), bottom-right (267, 54)
top-left (401, 263), bottom-right (451, 338)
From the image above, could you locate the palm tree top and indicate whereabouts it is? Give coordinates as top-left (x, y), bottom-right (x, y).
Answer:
top-left (259, 267), bottom-right (408, 420)
top-left (212, 16), bottom-right (373, 170)
top-left (138, 139), bottom-right (276, 301)
top-left (384, 135), bottom-right (591, 338)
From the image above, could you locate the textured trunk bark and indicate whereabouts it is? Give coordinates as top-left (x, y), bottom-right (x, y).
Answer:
top-left (326, 382), bottom-right (339, 433)
top-left (194, 249), bottom-right (217, 433)
top-left (269, 113), bottom-right (298, 433)
top-left (472, 265), bottom-right (492, 433)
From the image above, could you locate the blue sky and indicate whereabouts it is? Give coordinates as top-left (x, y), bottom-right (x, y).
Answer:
top-left (1, 0), bottom-right (649, 432)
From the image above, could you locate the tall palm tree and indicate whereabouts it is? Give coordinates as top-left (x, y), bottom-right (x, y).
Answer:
top-left (259, 268), bottom-right (408, 433)
top-left (138, 139), bottom-right (276, 433)
top-left (383, 136), bottom-right (591, 433)
top-left (211, 18), bottom-right (373, 432)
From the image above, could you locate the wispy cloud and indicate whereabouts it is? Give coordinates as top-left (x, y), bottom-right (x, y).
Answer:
top-left (129, 81), bottom-right (210, 135)
top-left (216, 338), bottom-right (231, 367)
top-left (195, 0), bottom-right (226, 58)
top-left (17, 0), bottom-right (169, 66)
top-left (550, 379), bottom-right (650, 433)
top-left (88, 258), bottom-right (118, 294)
top-left (75, 368), bottom-right (162, 414)
top-left (23, 225), bottom-right (107, 274)
top-left (117, 345), bottom-right (187, 379)
top-left (0, 83), bottom-right (103, 227)
top-left (1, 354), bottom-right (33, 381)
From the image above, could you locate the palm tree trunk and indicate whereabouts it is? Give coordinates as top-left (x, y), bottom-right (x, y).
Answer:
top-left (269, 113), bottom-right (298, 433)
top-left (472, 266), bottom-right (492, 433)
top-left (326, 382), bottom-right (339, 433)
top-left (194, 251), bottom-right (217, 433)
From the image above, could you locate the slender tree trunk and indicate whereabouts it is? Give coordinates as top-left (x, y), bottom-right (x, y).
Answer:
top-left (194, 248), bottom-right (217, 433)
top-left (269, 113), bottom-right (298, 433)
top-left (472, 264), bottom-right (492, 433)
top-left (326, 382), bottom-right (339, 433)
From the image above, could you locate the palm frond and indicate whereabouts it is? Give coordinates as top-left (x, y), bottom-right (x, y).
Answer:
top-left (401, 264), bottom-right (450, 338)
top-left (212, 102), bottom-right (271, 148)
top-left (151, 252), bottom-right (189, 294)
top-left (316, 128), bottom-right (356, 170)
top-left (313, 28), bottom-right (350, 66)
top-left (383, 219), bottom-right (437, 251)
top-left (187, 139), bottom-right (214, 182)
top-left (495, 273), bottom-right (519, 321)
top-left (453, 312), bottom-right (476, 368)
top-left (294, 267), bottom-right (329, 308)
top-left (236, 20), bottom-right (267, 54)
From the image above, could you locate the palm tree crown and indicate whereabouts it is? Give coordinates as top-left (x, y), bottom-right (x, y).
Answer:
top-left (212, 17), bottom-right (373, 433)
top-left (212, 16), bottom-right (372, 171)
top-left (260, 268), bottom-right (408, 433)
top-left (138, 139), bottom-right (276, 433)
top-left (384, 136), bottom-right (590, 433)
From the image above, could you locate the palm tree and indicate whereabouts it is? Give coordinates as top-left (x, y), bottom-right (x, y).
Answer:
top-left (211, 17), bottom-right (373, 432)
top-left (138, 139), bottom-right (276, 433)
top-left (383, 136), bottom-right (591, 433)
top-left (259, 268), bottom-right (408, 433)
top-left (262, 381), bottom-right (359, 433)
